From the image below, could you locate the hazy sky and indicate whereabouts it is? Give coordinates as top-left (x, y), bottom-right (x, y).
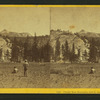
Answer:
top-left (51, 7), bottom-right (100, 33)
top-left (0, 7), bottom-right (50, 36)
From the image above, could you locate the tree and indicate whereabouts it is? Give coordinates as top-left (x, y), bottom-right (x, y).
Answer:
top-left (50, 45), bottom-right (54, 61)
top-left (39, 46), bottom-right (44, 62)
top-left (62, 44), bottom-right (65, 61)
top-left (69, 43), bottom-right (76, 63)
top-left (43, 41), bottom-right (51, 62)
top-left (78, 49), bottom-right (80, 57)
top-left (11, 37), bottom-right (19, 62)
top-left (83, 50), bottom-right (88, 61)
top-left (6, 49), bottom-right (10, 61)
top-left (89, 38), bottom-right (97, 62)
top-left (64, 40), bottom-right (69, 61)
top-left (55, 39), bottom-right (60, 62)
top-left (24, 36), bottom-right (29, 60)
top-left (77, 49), bottom-right (81, 61)
top-left (0, 47), bottom-right (2, 61)
top-left (31, 33), bottom-right (39, 62)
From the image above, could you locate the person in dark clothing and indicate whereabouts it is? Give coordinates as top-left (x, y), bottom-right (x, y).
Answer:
top-left (23, 59), bottom-right (29, 77)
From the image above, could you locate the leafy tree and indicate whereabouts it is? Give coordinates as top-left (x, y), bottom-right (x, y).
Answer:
top-left (69, 43), bottom-right (76, 63)
top-left (39, 46), bottom-right (44, 62)
top-left (77, 49), bottom-right (81, 61)
top-left (64, 40), bottom-right (69, 60)
top-left (78, 49), bottom-right (80, 57)
top-left (89, 38), bottom-right (97, 62)
top-left (31, 33), bottom-right (39, 62)
top-left (50, 45), bottom-right (54, 61)
top-left (6, 49), bottom-right (10, 61)
top-left (55, 39), bottom-right (60, 62)
top-left (62, 44), bottom-right (65, 61)
top-left (24, 36), bottom-right (29, 60)
top-left (83, 50), bottom-right (88, 61)
top-left (0, 47), bottom-right (2, 60)
top-left (43, 41), bottom-right (51, 62)
top-left (11, 37), bottom-right (19, 62)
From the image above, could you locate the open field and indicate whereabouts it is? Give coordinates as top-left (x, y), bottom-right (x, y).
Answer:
top-left (0, 62), bottom-right (50, 88)
top-left (0, 62), bottom-right (100, 88)
top-left (50, 63), bottom-right (100, 88)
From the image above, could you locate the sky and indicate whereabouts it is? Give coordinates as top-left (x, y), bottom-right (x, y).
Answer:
top-left (51, 7), bottom-right (100, 33)
top-left (0, 7), bottom-right (50, 36)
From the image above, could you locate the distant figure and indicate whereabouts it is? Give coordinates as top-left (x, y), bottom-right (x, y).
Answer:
top-left (89, 67), bottom-right (95, 74)
top-left (23, 59), bottom-right (29, 77)
top-left (12, 66), bottom-right (18, 73)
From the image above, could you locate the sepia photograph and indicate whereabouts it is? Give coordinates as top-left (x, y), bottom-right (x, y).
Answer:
top-left (0, 6), bottom-right (100, 89)
top-left (0, 7), bottom-right (50, 88)
top-left (50, 7), bottom-right (100, 88)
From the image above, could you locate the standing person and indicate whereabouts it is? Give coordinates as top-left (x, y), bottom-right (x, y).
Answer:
top-left (23, 59), bottom-right (29, 77)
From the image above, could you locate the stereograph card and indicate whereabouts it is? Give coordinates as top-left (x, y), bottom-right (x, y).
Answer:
top-left (0, 5), bottom-right (99, 94)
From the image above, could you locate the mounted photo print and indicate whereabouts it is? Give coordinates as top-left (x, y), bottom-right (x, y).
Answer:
top-left (0, 5), bottom-right (99, 94)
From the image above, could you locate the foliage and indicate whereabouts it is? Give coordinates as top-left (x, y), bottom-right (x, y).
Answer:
top-left (55, 39), bottom-right (60, 62)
